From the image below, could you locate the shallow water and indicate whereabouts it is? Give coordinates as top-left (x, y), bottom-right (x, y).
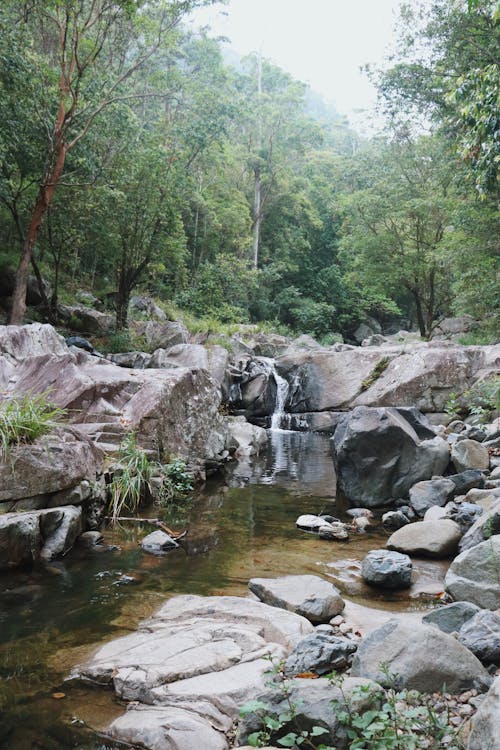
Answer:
top-left (0, 431), bottom-right (449, 748)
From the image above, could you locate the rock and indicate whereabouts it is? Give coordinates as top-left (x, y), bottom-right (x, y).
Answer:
top-left (141, 530), bottom-right (179, 554)
top-left (465, 487), bottom-right (500, 511)
top-left (0, 427), bottom-right (102, 503)
top-left (237, 676), bottom-right (382, 749)
top-left (76, 594), bottom-right (313, 709)
top-left (350, 619), bottom-right (491, 693)
top-left (451, 439), bottom-right (490, 472)
top-left (77, 530), bottom-right (104, 548)
top-left (445, 536), bottom-right (500, 609)
top-left (332, 407), bottom-right (449, 507)
top-left (132, 320), bottom-right (190, 350)
top-left (467, 676), bottom-right (500, 750)
top-left (48, 480), bottom-right (92, 507)
top-left (0, 506), bottom-right (82, 568)
top-left (386, 520), bottom-right (462, 558)
top-left (284, 631), bottom-right (357, 676)
top-left (238, 333), bottom-right (291, 358)
top-left (109, 351), bottom-right (152, 369)
top-left (458, 610), bottom-right (500, 664)
top-left (354, 318), bottom-right (382, 343)
top-left (361, 334), bottom-right (389, 347)
top-left (149, 344), bottom-right (229, 387)
top-left (445, 501), bottom-right (483, 532)
top-left (248, 575), bottom-right (345, 623)
top-left (224, 417), bottom-right (268, 457)
top-left (458, 498), bottom-right (500, 552)
top-left (422, 601), bottom-right (481, 634)
top-left (58, 304), bottom-right (114, 334)
top-left (318, 522), bottom-right (350, 540)
top-left (129, 295), bottom-right (167, 321)
top-left (296, 514), bottom-right (339, 532)
top-left (382, 510), bottom-right (411, 530)
top-left (409, 477), bottom-right (456, 517)
top-left (0, 323), bottom-right (68, 364)
top-left (108, 704), bottom-right (229, 750)
top-left (423, 505), bottom-right (448, 522)
top-left (433, 316), bottom-right (475, 339)
top-left (361, 549), bottom-right (412, 589)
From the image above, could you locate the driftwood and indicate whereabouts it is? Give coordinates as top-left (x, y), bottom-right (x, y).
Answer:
top-left (104, 516), bottom-right (187, 540)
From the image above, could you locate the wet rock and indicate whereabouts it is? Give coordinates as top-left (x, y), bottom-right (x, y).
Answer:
top-left (318, 522), bottom-right (350, 540)
top-left (445, 536), bottom-right (500, 609)
top-left (332, 406), bottom-right (449, 508)
top-left (351, 619), bottom-right (491, 693)
top-left (361, 549), bottom-right (412, 589)
top-left (422, 601), bottom-right (481, 634)
top-left (77, 530), bottom-right (104, 548)
top-left (0, 506), bottom-right (82, 568)
top-left (248, 575), bottom-right (345, 623)
top-left (451, 439), bottom-right (490, 472)
top-left (458, 610), bottom-right (500, 664)
top-left (409, 478), bottom-right (456, 517)
top-left (284, 631), bottom-right (357, 676)
top-left (296, 514), bottom-right (339, 532)
top-left (224, 417), bottom-right (268, 457)
top-left (467, 676), bottom-right (500, 750)
top-left (141, 530), bottom-right (179, 554)
top-left (387, 520), bottom-right (462, 558)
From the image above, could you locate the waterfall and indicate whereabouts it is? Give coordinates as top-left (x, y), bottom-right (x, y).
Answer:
top-left (270, 365), bottom-right (289, 431)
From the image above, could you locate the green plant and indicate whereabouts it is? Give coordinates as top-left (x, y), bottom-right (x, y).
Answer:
top-left (444, 391), bottom-right (462, 420)
top-left (361, 357), bottom-right (390, 391)
top-left (108, 433), bottom-right (153, 524)
top-left (155, 457), bottom-right (193, 506)
top-left (239, 657), bottom-right (333, 749)
top-left (0, 392), bottom-right (66, 460)
top-left (330, 667), bottom-right (465, 750)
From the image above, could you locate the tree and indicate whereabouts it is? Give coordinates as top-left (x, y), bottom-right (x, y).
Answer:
top-left (1, 0), bottom-right (213, 324)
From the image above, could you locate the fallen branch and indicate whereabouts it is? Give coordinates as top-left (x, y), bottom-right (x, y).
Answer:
top-left (104, 516), bottom-right (187, 540)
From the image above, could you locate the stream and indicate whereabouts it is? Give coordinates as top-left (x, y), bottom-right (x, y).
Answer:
top-left (0, 430), bottom-right (449, 749)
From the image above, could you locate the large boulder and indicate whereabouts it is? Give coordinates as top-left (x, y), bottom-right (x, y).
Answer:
top-left (0, 427), bottom-right (102, 503)
top-left (458, 610), bottom-right (500, 664)
top-left (0, 505), bottom-right (82, 568)
top-left (149, 344), bottom-right (229, 387)
top-left (248, 575), bottom-right (345, 623)
top-left (451, 439), bottom-right (490, 472)
top-left (132, 320), bottom-right (190, 350)
top-left (224, 417), bottom-right (268, 457)
top-left (445, 536), bottom-right (500, 609)
top-left (386, 520), bottom-right (462, 558)
top-left (350, 619), bottom-right (491, 693)
top-left (0, 323), bottom-right (68, 364)
top-left (58, 304), bottom-right (114, 334)
top-left (332, 407), bottom-right (450, 507)
top-left (467, 676), bottom-right (500, 750)
top-left (422, 601), bottom-right (481, 634)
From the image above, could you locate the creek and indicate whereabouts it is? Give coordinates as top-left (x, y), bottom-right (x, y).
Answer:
top-left (0, 430), bottom-right (449, 749)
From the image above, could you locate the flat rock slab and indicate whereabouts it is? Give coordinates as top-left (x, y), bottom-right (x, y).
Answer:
top-left (248, 575), bottom-right (345, 622)
top-left (387, 520), bottom-right (462, 558)
top-left (351, 618), bottom-right (491, 693)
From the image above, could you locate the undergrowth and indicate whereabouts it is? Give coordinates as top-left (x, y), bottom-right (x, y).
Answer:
top-left (0, 392), bottom-right (66, 460)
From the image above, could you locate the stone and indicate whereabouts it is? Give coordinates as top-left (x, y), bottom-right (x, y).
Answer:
top-left (409, 477), bottom-right (456, 517)
top-left (422, 602), bottom-right (481, 634)
top-left (451, 439), bottom-right (490, 472)
top-left (132, 320), bottom-right (190, 350)
top-left (224, 417), bottom-right (268, 457)
top-left (237, 676), bottom-right (383, 749)
top-left (467, 676), bottom-right (500, 750)
top-left (48, 480), bottom-right (92, 507)
top-left (0, 428), bottom-right (102, 503)
top-left (296, 514), bottom-right (339, 532)
top-left (445, 536), bottom-right (500, 609)
top-left (77, 530), bottom-right (104, 548)
top-left (318, 522), bottom-right (350, 540)
top-left (423, 505), bottom-right (447, 522)
top-left (141, 530), bottom-right (179, 554)
top-left (382, 510), bottom-right (411, 530)
top-left (332, 406), bottom-right (449, 507)
top-left (129, 295), bottom-right (167, 321)
top-left (0, 323), bottom-right (68, 364)
top-left (58, 304), bottom-right (114, 334)
top-left (445, 501), bottom-right (483, 532)
top-left (248, 575), bottom-right (345, 623)
top-left (0, 506), bottom-right (82, 568)
top-left (109, 351), bottom-right (152, 369)
top-left (458, 498), bottom-right (500, 552)
top-left (386, 520), bottom-right (462, 558)
top-left (76, 594), bottom-right (313, 708)
top-left (458, 610), bottom-right (500, 664)
top-left (284, 631), bottom-right (357, 676)
top-left (361, 549), bottom-right (412, 589)
top-left (350, 619), bottom-right (491, 693)
top-left (149, 344), bottom-right (229, 387)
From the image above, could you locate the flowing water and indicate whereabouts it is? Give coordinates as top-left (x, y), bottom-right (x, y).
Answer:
top-left (0, 430), bottom-right (449, 749)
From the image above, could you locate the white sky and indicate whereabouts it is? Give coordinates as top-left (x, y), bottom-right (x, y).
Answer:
top-left (189, 0), bottom-right (403, 132)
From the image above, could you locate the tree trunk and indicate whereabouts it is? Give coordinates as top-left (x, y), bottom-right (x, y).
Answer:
top-left (116, 281), bottom-right (131, 330)
top-left (252, 166), bottom-right (261, 269)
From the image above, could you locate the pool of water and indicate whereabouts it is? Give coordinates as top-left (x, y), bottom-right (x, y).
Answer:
top-left (0, 431), bottom-right (449, 748)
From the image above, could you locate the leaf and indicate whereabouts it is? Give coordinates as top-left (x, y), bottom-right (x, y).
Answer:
top-left (278, 733), bottom-right (300, 747)
top-left (310, 725), bottom-right (329, 736)
top-left (239, 700), bottom-right (267, 716)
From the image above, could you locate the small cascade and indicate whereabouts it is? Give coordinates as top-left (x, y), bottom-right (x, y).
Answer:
top-left (270, 368), bottom-right (289, 430)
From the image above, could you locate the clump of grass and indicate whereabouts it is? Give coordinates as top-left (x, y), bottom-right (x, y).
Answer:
top-left (361, 356), bottom-right (391, 391)
top-left (0, 392), bottom-right (66, 460)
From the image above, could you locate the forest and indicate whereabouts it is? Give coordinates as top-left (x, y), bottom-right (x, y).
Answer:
top-left (0, 0), bottom-right (498, 343)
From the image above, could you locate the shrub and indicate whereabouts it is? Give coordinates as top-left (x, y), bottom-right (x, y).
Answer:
top-left (0, 392), bottom-right (66, 460)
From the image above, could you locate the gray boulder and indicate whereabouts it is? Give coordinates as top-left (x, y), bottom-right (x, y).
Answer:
top-left (458, 497), bottom-right (500, 552)
top-left (58, 304), bottom-right (114, 334)
top-left (382, 510), bottom-right (411, 531)
top-left (129, 295), bottom-right (167, 321)
top-left (451, 439), bottom-right (490, 472)
top-left (332, 407), bottom-right (449, 508)
top-left (0, 506), bottom-right (82, 568)
top-left (445, 535), bottom-right (500, 609)
top-left (284, 631), bottom-right (357, 676)
top-left (409, 477), bottom-right (456, 517)
top-left (132, 320), bottom-right (190, 350)
top-left (224, 417), bottom-right (268, 457)
top-left (361, 549), bottom-right (412, 589)
top-left (386, 520), bottom-right (462, 558)
top-left (248, 575), bottom-right (345, 623)
top-left (467, 676), bottom-right (500, 750)
top-left (141, 530), bottom-right (179, 554)
top-left (350, 619), bottom-right (491, 693)
top-left (149, 344), bottom-right (229, 387)
top-left (458, 610), bottom-right (500, 664)
top-left (422, 601), bottom-right (481, 634)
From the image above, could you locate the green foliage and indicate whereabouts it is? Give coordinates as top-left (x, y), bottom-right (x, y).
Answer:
top-left (0, 392), bottom-right (66, 460)
top-left (155, 458), bottom-right (193, 506)
top-left (445, 377), bottom-right (499, 423)
top-left (361, 357), bottom-right (391, 391)
top-left (108, 433), bottom-right (153, 524)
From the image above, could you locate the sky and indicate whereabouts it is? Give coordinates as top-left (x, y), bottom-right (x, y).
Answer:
top-left (189, 0), bottom-right (404, 132)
